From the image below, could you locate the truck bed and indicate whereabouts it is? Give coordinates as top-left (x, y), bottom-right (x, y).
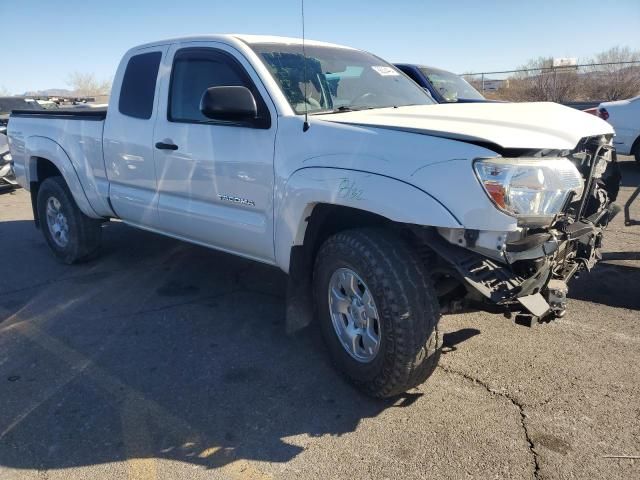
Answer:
top-left (8, 108), bottom-right (113, 218)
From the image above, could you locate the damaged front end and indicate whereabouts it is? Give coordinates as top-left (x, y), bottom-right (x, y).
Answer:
top-left (415, 135), bottom-right (620, 324)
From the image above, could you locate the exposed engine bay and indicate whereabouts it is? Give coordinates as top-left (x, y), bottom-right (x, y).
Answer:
top-left (414, 135), bottom-right (621, 324)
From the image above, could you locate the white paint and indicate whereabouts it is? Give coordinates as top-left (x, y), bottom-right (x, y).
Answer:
top-left (598, 96), bottom-right (640, 155)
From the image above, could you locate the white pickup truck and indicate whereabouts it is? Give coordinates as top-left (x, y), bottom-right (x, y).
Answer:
top-left (8, 35), bottom-right (620, 397)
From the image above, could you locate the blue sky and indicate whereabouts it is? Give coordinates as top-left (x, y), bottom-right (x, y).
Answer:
top-left (2, 0), bottom-right (639, 94)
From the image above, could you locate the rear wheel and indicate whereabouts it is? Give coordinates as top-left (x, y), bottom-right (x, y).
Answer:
top-left (313, 228), bottom-right (441, 398)
top-left (633, 141), bottom-right (640, 165)
top-left (36, 176), bottom-right (102, 264)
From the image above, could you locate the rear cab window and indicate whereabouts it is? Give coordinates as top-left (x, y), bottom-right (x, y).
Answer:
top-left (119, 51), bottom-right (162, 119)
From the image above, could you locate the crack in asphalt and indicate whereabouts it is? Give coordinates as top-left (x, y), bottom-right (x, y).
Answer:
top-left (438, 365), bottom-right (541, 479)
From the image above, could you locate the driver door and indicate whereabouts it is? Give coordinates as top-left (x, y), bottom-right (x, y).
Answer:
top-left (153, 41), bottom-right (277, 263)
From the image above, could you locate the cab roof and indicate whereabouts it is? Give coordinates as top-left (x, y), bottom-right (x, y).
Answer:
top-left (133, 34), bottom-right (354, 51)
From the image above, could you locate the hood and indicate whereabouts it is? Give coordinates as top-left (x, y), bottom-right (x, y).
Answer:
top-left (600, 96), bottom-right (639, 108)
top-left (316, 102), bottom-right (614, 151)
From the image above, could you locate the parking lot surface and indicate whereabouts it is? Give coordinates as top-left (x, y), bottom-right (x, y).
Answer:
top-left (1, 158), bottom-right (639, 480)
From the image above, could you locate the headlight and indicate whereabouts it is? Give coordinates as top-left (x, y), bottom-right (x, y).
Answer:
top-left (474, 157), bottom-right (583, 223)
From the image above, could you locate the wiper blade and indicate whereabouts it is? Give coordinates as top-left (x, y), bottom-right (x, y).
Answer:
top-left (311, 106), bottom-right (368, 115)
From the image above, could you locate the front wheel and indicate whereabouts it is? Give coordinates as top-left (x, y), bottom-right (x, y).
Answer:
top-left (313, 228), bottom-right (441, 398)
top-left (36, 176), bottom-right (102, 264)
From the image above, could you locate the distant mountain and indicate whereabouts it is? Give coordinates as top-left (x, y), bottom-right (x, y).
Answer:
top-left (22, 88), bottom-right (75, 97)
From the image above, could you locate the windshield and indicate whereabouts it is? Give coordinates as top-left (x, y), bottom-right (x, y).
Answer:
top-left (419, 68), bottom-right (485, 102)
top-left (250, 43), bottom-right (435, 114)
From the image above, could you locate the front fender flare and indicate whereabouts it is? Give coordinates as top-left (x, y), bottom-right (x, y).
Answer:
top-left (26, 136), bottom-right (101, 219)
top-left (274, 167), bottom-right (462, 272)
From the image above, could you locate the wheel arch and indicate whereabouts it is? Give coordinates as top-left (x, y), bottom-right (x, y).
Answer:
top-left (631, 134), bottom-right (640, 160)
top-left (25, 136), bottom-right (101, 226)
top-left (278, 167), bottom-right (461, 334)
top-left (275, 167), bottom-right (462, 273)
top-left (292, 203), bottom-right (393, 274)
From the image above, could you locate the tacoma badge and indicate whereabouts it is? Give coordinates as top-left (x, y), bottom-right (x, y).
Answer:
top-left (218, 194), bottom-right (255, 207)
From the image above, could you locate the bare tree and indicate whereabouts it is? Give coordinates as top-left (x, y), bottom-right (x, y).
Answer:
top-left (462, 74), bottom-right (482, 90)
top-left (581, 46), bottom-right (640, 101)
top-left (66, 72), bottom-right (111, 96)
top-left (499, 57), bottom-right (579, 103)
top-left (0, 85), bottom-right (11, 96)
top-left (473, 46), bottom-right (640, 103)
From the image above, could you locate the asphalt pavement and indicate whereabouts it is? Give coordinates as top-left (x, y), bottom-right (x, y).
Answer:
top-left (0, 157), bottom-right (638, 480)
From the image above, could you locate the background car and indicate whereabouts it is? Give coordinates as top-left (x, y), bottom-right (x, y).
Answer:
top-left (0, 126), bottom-right (17, 192)
top-left (0, 98), bottom-right (41, 191)
top-left (584, 96), bottom-right (640, 163)
top-left (395, 64), bottom-right (488, 103)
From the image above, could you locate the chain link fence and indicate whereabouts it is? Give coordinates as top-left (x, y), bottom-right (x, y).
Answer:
top-left (463, 61), bottom-right (640, 107)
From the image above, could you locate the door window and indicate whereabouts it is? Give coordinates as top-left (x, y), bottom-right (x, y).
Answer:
top-left (168, 48), bottom-right (270, 127)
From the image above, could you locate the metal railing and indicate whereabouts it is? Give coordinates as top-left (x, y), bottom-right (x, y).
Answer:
top-left (462, 61), bottom-right (640, 104)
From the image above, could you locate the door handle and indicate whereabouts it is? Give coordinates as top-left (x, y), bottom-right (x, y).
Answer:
top-left (155, 141), bottom-right (178, 151)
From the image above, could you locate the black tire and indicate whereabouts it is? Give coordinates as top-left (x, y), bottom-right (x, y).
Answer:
top-left (36, 176), bottom-right (102, 264)
top-left (313, 228), bottom-right (441, 398)
top-left (634, 141), bottom-right (640, 165)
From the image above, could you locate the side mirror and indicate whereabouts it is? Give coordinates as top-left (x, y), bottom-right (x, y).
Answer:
top-left (200, 86), bottom-right (258, 122)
